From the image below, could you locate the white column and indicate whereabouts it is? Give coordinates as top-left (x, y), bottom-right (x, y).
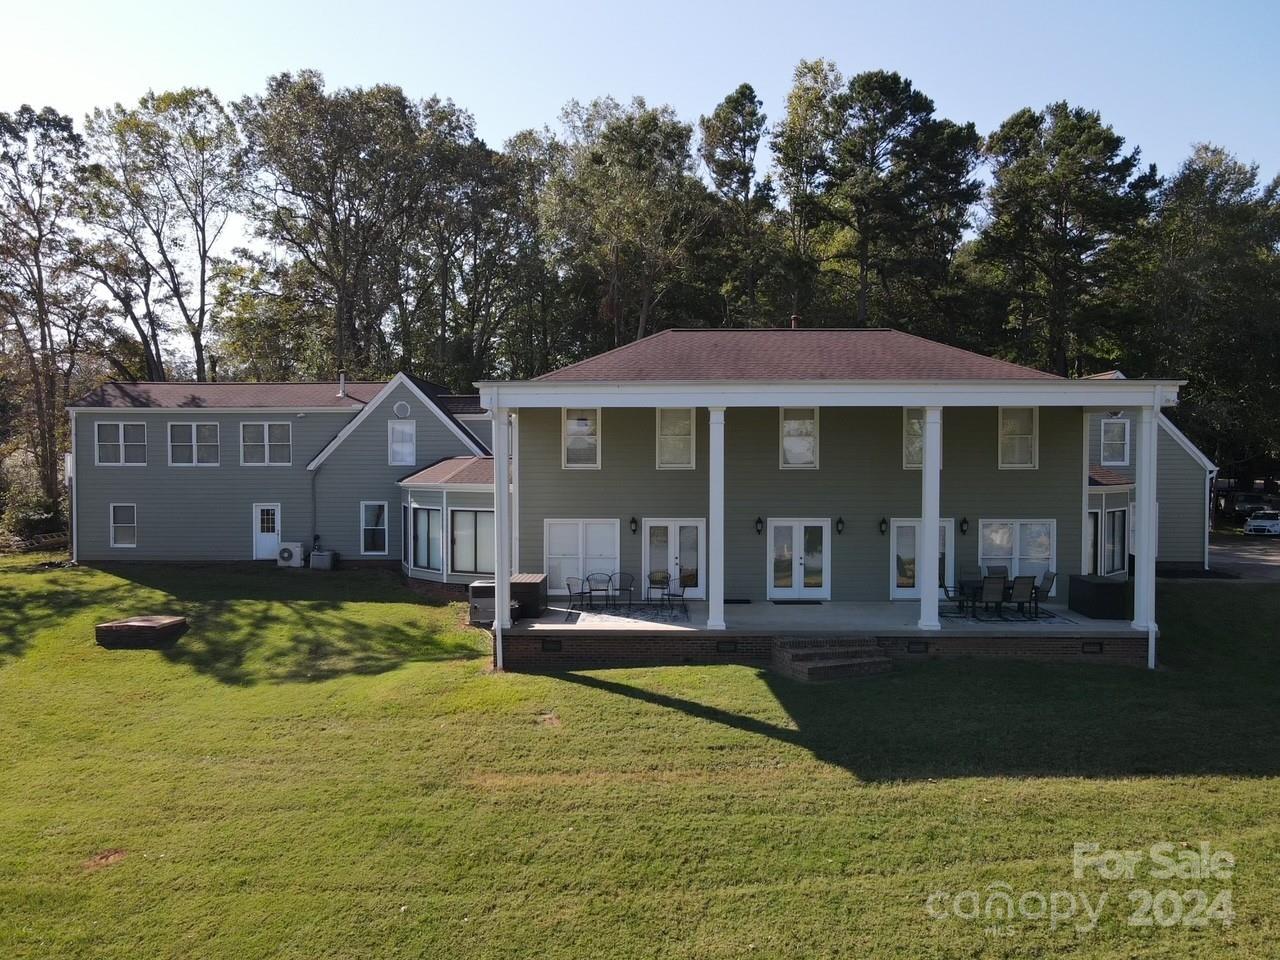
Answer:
top-left (491, 406), bottom-right (512, 668)
top-left (707, 406), bottom-right (726, 630)
top-left (918, 406), bottom-right (942, 630)
top-left (510, 412), bottom-right (520, 575)
top-left (1132, 399), bottom-right (1160, 667)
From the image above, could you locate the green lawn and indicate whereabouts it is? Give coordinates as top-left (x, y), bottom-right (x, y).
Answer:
top-left (1, 554), bottom-right (1278, 958)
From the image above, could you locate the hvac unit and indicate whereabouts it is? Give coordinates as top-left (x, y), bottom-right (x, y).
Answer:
top-left (277, 542), bottom-right (305, 567)
top-left (309, 550), bottom-right (337, 570)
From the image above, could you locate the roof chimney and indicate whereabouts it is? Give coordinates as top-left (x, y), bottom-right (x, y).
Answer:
top-left (790, 315), bottom-right (801, 330)
top-left (336, 369), bottom-right (346, 398)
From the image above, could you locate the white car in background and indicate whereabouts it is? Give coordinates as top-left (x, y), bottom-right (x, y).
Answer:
top-left (1243, 511), bottom-right (1280, 535)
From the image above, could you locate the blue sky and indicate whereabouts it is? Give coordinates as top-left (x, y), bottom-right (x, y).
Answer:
top-left (5, 0), bottom-right (1277, 180)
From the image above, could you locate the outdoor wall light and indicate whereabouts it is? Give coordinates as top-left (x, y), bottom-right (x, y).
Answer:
top-left (960, 517), bottom-right (970, 535)
top-left (754, 516), bottom-right (765, 535)
top-left (835, 516), bottom-right (845, 535)
top-left (878, 517), bottom-right (889, 536)
top-left (629, 516), bottom-right (638, 535)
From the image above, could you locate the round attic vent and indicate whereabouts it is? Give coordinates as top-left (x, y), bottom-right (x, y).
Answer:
top-left (393, 401), bottom-right (411, 418)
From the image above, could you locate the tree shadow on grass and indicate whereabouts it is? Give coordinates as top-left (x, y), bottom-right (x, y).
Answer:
top-left (552, 643), bottom-right (1280, 782)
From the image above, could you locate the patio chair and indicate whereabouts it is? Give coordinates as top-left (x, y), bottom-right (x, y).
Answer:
top-left (1032, 571), bottom-right (1056, 618)
top-left (985, 564), bottom-right (1010, 579)
top-left (1009, 575), bottom-right (1037, 620)
top-left (663, 575), bottom-right (690, 619)
top-left (975, 575), bottom-right (1007, 619)
top-left (646, 571), bottom-right (670, 606)
top-left (611, 572), bottom-right (635, 612)
top-left (563, 577), bottom-right (589, 621)
top-left (585, 572), bottom-right (612, 609)
top-left (940, 577), bottom-right (967, 615)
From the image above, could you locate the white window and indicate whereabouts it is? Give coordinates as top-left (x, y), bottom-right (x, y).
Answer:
top-left (1104, 507), bottom-right (1128, 575)
top-left (656, 408), bottom-right (695, 469)
top-left (388, 420), bottom-right (416, 466)
top-left (544, 519), bottom-right (620, 594)
top-left (1101, 418), bottom-right (1130, 466)
top-left (998, 407), bottom-right (1038, 469)
top-left (96, 422), bottom-right (147, 465)
top-left (562, 408), bottom-right (600, 469)
top-left (109, 503), bottom-right (137, 547)
top-left (168, 422), bottom-right (219, 466)
top-left (240, 422), bottom-right (292, 465)
top-left (401, 504), bottom-right (410, 565)
top-left (903, 408), bottom-right (923, 469)
top-left (779, 407), bottom-right (818, 469)
top-left (450, 509), bottom-right (495, 575)
top-left (412, 506), bottom-right (443, 571)
top-left (979, 519), bottom-right (1056, 586)
top-left (360, 501), bottom-right (388, 555)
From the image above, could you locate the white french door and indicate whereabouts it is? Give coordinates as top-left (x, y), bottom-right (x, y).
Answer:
top-left (889, 518), bottom-right (954, 599)
top-left (766, 519), bottom-right (830, 599)
top-left (642, 519), bottom-right (706, 599)
top-left (252, 503), bottom-right (281, 560)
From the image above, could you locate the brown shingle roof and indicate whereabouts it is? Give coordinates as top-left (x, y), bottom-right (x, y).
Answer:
top-left (70, 381), bottom-right (385, 408)
top-left (536, 329), bottom-right (1062, 382)
top-left (399, 456), bottom-right (494, 487)
top-left (1089, 466), bottom-right (1133, 486)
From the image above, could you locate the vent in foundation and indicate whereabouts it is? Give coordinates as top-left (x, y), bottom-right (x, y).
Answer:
top-left (716, 639), bottom-right (738, 654)
top-left (541, 638), bottom-right (563, 653)
top-left (1081, 641), bottom-right (1104, 655)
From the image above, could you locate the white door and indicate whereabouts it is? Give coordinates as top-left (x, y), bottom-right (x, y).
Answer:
top-left (642, 519), bottom-right (706, 599)
top-left (889, 518), bottom-right (954, 599)
top-left (253, 503), bottom-right (281, 560)
top-left (767, 519), bottom-right (830, 599)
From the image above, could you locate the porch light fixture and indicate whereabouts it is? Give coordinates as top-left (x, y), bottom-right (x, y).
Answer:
top-left (629, 516), bottom-right (638, 535)
top-left (835, 516), bottom-right (845, 535)
top-left (878, 517), bottom-right (888, 536)
top-left (960, 517), bottom-right (969, 535)
top-left (754, 516), bottom-right (764, 535)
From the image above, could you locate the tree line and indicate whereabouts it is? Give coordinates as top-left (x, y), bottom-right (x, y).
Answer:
top-left (2, 63), bottom-right (1278, 534)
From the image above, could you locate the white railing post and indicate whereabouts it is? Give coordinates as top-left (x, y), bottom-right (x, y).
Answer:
top-left (918, 406), bottom-right (942, 630)
top-left (491, 406), bottom-right (512, 668)
top-left (1133, 398), bottom-right (1160, 667)
top-left (707, 406), bottom-right (726, 630)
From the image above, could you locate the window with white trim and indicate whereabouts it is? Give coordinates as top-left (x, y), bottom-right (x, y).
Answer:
top-left (656, 408), bottom-right (695, 469)
top-left (1104, 508), bottom-right (1128, 575)
top-left (450, 509), bottom-right (494, 575)
top-left (544, 519), bottom-right (619, 594)
top-left (388, 420), bottom-right (416, 465)
top-left (780, 407), bottom-right (818, 469)
top-left (979, 519), bottom-right (1056, 584)
top-left (240, 422), bottom-right (292, 465)
top-left (1101, 418), bottom-right (1130, 466)
top-left (109, 503), bottom-right (137, 547)
top-left (401, 504), bottom-right (410, 564)
top-left (168, 422), bottom-right (219, 466)
top-left (360, 501), bottom-right (388, 555)
top-left (562, 408), bottom-right (600, 469)
top-left (998, 407), bottom-right (1038, 469)
top-left (903, 408), bottom-right (923, 469)
top-left (412, 506), bottom-right (443, 571)
top-left (96, 422), bottom-right (147, 465)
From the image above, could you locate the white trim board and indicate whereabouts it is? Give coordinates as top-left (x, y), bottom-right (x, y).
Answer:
top-left (308, 373), bottom-right (487, 470)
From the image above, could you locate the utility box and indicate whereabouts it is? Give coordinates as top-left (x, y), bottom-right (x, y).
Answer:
top-left (309, 550), bottom-right (338, 571)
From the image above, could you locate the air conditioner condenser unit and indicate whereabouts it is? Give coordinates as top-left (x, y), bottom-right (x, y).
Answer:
top-left (277, 542), bottom-right (305, 567)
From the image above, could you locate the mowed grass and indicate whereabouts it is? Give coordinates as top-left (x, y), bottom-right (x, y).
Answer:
top-left (1, 554), bottom-right (1278, 959)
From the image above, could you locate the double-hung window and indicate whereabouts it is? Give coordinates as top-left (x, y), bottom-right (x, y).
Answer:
top-left (388, 420), bottom-right (416, 466)
top-left (450, 509), bottom-right (494, 575)
top-left (241, 422), bottom-right (291, 465)
top-left (562, 408), bottom-right (600, 469)
top-left (168, 422), bottom-right (219, 466)
top-left (656, 408), bottom-right (695, 469)
top-left (360, 501), bottom-right (388, 555)
top-left (780, 408), bottom-right (818, 469)
top-left (109, 503), bottom-right (137, 547)
top-left (412, 507), bottom-right (443, 571)
top-left (998, 407), bottom-right (1038, 469)
top-left (979, 519), bottom-right (1056, 585)
top-left (1101, 418), bottom-right (1130, 466)
top-left (96, 422), bottom-right (147, 465)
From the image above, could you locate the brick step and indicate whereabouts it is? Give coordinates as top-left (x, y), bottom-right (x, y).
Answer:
top-left (788, 655), bottom-right (894, 683)
top-left (780, 646), bottom-right (882, 663)
top-left (774, 635), bottom-right (877, 651)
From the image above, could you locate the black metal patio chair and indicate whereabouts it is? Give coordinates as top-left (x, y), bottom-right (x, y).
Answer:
top-left (610, 572), bottom-right (635, 612)
top-left (646, 571), bottom-right (670, 607)
top-left (663, 574), bottom-right (691, 620)
top-left (1032, 571), bottom-right (1056, 618)
top-left (974, 575), bottom-right (1007, 619)
top-left (1009, 575), bottom-right (1038, 620)
top-left (563, 577), bottom-right (589, 621)
top-left (585, 572), bottom-right (612, 609)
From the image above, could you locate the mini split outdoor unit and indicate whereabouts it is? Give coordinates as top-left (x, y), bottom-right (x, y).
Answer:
top-left (276, 543), bottom-right (305, 567)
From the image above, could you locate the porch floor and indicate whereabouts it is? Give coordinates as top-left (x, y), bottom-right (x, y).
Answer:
top-left (508, 600), bottom-right (1141, 637)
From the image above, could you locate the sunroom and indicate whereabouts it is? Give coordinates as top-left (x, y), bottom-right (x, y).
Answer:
top-left (398, 457), bottom-right (496, 585)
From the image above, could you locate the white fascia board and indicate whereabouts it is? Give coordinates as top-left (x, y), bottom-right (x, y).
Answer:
top-left (309, 373), bottom-right (487, 470)
top-left (396, 482), bottom-right (493, 493)
top-left (65, 405), bottom-right (363, 414)
top-left (1158, 413), bottom-right (1217, 473)
top-left (478, 379), bottom-right (1185, 411)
